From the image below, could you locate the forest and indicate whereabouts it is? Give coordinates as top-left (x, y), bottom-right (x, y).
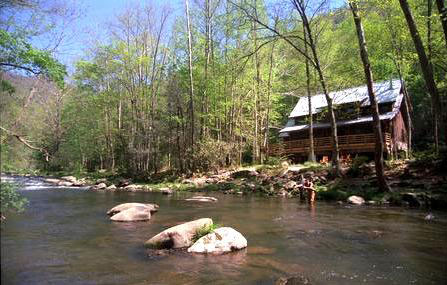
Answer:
top-left (1, 2), bottom-right (447, 283)
top-left (1, 0), bottom-right (446, 180)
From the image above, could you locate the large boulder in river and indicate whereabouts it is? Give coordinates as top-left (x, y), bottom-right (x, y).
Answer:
top-left (144, 218), bottom-right (213, 249)
top-left (107, 203), bottom-right (159, 216)
top-left (187, 227), bottom-right (247, 254)
top-left (347, 195), bottom-right (365, 205)
top-left (110, 206), bottom-right (152, 222)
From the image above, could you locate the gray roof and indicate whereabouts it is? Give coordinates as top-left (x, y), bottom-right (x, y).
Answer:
top-left (288, 79), bottom-right (402, 118)
top-left (279, 79), bottom-right (404, 136)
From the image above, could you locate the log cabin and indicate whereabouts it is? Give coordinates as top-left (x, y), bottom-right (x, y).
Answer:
top-left (270, 79), bottom-right (410, 162)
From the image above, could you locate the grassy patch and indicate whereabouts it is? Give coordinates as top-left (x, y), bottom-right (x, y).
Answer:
top-left (192, 223), bottom-right (221, 242)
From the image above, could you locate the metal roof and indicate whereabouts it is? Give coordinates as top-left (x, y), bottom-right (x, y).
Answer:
top-left (288, 79), bottom-right (402, 118)
top-left (279, 79), bottom-right (404, 136)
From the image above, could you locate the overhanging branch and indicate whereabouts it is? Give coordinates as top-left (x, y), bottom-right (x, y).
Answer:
top-left (0, 126), bottom-right (50, 161)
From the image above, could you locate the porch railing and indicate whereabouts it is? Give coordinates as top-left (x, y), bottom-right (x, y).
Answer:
top-left (268, 132), bottom-right (391, 156)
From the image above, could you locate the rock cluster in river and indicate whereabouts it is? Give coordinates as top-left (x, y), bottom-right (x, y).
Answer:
top-left (145, 218), bottom-right (247, 254)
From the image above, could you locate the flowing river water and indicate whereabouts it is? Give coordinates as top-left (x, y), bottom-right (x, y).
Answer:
top-left (1, 176), bottom-right (446, 284)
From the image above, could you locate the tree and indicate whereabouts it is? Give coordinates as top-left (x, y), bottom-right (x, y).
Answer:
top-left (230, 0), bottom-right (341, 175)
top-left (398, 0), bottom-right (444, 153)
top-left (436, 0), bottom-right (447, 45)
top-left (303, 25), bottom-right (315, 162)
top-left (185, 0), bottom-right (195, 157)
top-left (349, 0), bottom-right (391, 192)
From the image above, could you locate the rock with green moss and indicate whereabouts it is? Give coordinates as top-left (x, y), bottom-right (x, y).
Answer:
top-left (187, 227), bottom-right (247, 254)
top-left (144, 218), bottom-right (213, 249)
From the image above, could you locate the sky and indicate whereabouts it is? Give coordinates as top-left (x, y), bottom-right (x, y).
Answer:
top-left (60, 0), bottom-right (185, 73)
top-left (4, 0), bottom-right (346, 74)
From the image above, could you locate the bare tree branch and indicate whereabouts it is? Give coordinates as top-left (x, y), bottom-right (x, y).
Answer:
top-left (0, 126), bottom-right (50, 161)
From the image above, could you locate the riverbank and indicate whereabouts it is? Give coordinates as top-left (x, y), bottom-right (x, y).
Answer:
top-left (3, 157), bottom-right (446, 209)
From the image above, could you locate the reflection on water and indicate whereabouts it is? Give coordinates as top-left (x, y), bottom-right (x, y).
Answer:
top-left (1, 177), bottom-right (446, 284)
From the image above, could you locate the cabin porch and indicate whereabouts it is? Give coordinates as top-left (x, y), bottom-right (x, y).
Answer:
top-left (268, 132), bottom-right (392, 158)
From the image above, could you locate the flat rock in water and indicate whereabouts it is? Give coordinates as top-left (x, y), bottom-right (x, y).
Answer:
top-left (58, 181), bottom-right (73, 186)
top-left (185, 196), bottom-right (218, 202)
top-left (107, 203), bottom-right (159, 216)
top-left (106, 184), bottom-right (116, 190)
top-left (144, 218), bottom-right (213, 249)
top-left (347, 195), bottom-right (365, 205)
top-left (45, 178), bottom-right (61, 184)
top-left (187, 227), bottom-right (247, 254)
top-left (123, 184), bottom-right (144, 191)
top-left (61, 176), bottom-right (78, 183)
top-left (93, 183), bottom-right (107, 190)
top-left (275, 275), bottom-right (311, 285)
top-left (110, 206), bottom-right (152, 222)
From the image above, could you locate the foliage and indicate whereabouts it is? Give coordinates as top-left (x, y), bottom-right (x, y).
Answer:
top-left (192, 139), bottom-right (236, 172)
top-left (0, 30), bottom-right (66, 87)
top-left (347, 156), bottom-right (370, 177)
top-left (0, 182), bottom-right (28, 213)
top-left (1, 0), bottom-right (445, 177)
top-left (301, 162), bottom-right (329, 172)
top-left (192, 223), bottom-right (221, 243)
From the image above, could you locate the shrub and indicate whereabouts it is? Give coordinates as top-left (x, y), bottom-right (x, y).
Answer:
top-left (347, 155), bottom-right (370, 177)
top-left (192, 223), bottom-right (221, 242)
top-left (0, 182), bottom-right (28, 214)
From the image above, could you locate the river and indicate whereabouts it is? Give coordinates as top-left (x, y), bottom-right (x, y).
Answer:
top-left (1, 176), bottom-right (446, 284)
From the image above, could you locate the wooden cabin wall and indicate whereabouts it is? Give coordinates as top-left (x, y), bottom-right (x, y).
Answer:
top-left (391, 108), bottom-right (408, 151)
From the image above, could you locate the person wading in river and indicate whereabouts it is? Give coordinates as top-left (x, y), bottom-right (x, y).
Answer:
top-left (302, 177), bottom-right (316, 204)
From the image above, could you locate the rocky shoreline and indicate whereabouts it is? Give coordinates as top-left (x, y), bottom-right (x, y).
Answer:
top-left (3, 159), bottom-right (446, 209)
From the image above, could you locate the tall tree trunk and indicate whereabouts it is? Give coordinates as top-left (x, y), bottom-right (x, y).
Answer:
top-left (252, 0), bottom-right (260, 164)
top-left (202, 0), bottom-right (212, 138)
top-left (399, 0), bottom-right (443, 152)
top-left (296, 0), bottom-right (340, 175)
top-left (303, 25), bottom-right (315, 163)
top-left (427, 0), bottom-right (439, 153)
top-left (185, 0), bottom-right (195, 154)
top-left (436, 0), bottom-right (447, 45)
top-left (350, 1), bottom-right (391, 192)
top-left (384, 8), bottom-right (413, 157)
top-left (263, 43), bottom-right (275, 163)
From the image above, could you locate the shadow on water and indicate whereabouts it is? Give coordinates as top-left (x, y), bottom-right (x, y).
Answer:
top-left (1, 176), bottom-right (447, 284)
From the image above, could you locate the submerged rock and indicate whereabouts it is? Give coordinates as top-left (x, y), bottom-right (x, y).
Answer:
top-left (107, 203), bottom-right (159, 216)
top-left (187, 227), bottom-right (247, 254)
top-left (347, 195), bottom-right (365, 205)
top-left (401, 193), bottom-right (423, 207)
top-left (275, 275), bottom-right (311, 285)
top-left (144, 218), bottom-right (213, 249)
top-left (185, 196), bottom-right (218, 202)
